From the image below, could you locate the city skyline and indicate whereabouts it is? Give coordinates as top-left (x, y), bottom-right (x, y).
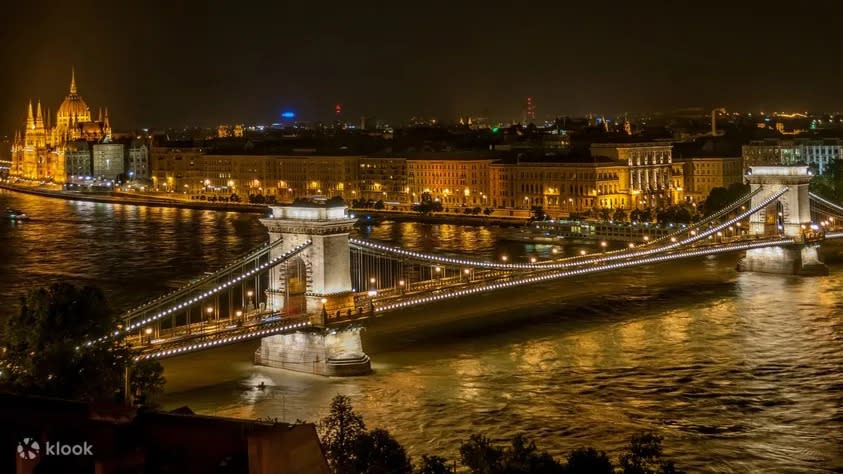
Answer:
top-left (2, 1), bottom-right (842, 132)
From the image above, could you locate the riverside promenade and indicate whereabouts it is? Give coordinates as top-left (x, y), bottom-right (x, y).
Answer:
top-left (0, 182), bottom-right (269, 214)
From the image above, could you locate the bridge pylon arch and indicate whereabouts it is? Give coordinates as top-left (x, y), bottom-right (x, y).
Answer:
top-left (257, 201), bottom-right (371, 376)
top-left (738, 166), bottom-right (828, 275)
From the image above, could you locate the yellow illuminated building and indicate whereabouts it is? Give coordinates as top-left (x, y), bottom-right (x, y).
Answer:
top-left (11, 69), bottom-right (112, 183)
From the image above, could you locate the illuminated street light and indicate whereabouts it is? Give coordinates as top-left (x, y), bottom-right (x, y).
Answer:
top-left (145, 327), bottom-right (152, 344)
top-left (529, 257), bottom-right (537, 263)
top-left (579, 250), bottom-right (587, 256)
top-left (501, 255), bottom-right (508, 262)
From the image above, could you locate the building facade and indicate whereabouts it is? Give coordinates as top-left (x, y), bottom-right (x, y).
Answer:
top-left (678, 156), bottom-right (744, 203)
top-left (743, 138), bottom-right (843, 175)
top-left (590, 142), bottom-right (676, 208)
top-left (127, 140), bottom-right (150, 181)
top-left (11, 69), bottom-right (112, 183)
top-left (406, 156), bottom-right (493, 207)
top-left (92, 143), bottom-right (125, 180)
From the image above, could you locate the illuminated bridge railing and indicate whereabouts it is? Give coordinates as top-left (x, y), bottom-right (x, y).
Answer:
top-left (120, 241), bottom-right (312, 333)
top-left (648, 186), bottom-right (764, 246)
top-left (121, 237), bottom-right (288, 321)
top-left (372, 237), bottom-right (794, 314)
top-left (350, 187), bottom-right (788, 278)
top-left (136, 316), bottom-right (312, 360)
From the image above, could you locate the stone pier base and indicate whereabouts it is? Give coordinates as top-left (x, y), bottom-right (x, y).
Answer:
top-left (255, 327), bottom-right (371, 376)
top-left (737, 244), bottom-right (828, 276)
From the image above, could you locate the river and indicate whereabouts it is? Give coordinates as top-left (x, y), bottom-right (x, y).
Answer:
top-left (1, 189), bottom-right (841, 473)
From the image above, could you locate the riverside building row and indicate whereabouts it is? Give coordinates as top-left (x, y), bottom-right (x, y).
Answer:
top-left (149, 142), bottom-right (744, 213)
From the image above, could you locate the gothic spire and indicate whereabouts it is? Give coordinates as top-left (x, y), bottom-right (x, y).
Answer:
top-left (36, 100), bottom-right (43, 128)
top-left (26, 100), bottom-right (34, 129)
top-left (70, 67), bottom-right (77, 94)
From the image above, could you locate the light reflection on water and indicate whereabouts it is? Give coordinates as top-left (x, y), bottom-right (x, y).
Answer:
top-left (1, 190), bottom-right (841, 472)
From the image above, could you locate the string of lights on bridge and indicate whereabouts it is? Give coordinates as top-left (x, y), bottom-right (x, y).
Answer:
top-left (83, 241), bottom-right (314, 348)
top-left (373, 238), bottom-right (795, 313)
top-left (350, 187), bottom-right (789, 275)
top-left (136, 320), bottom-right (312, 360)
top-left (122, 239), bottom-right (285, 318)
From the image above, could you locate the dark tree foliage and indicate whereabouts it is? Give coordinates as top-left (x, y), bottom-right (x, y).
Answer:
top-left (531, 206), bottom-right (546, 221)
top-left (702, 182), bottom-right (750, 217)
top-left (319, 394), bottom-right (367, 473)
top-left (131, 359), bottom-right (167, 405)
top-left (618, 433), bottom-right (682, 474)
top-left (353, 428), bottom-right (413, 474)
top-left (459, 434), bottom-right (503, 474)
top-left (613, 208), bottom-right (628, 222)
top-left (499, 434), bottom-right (565, 474)
top-left (565, 447), bottom-right (614, 474)
top-left (0, 283), bottom-right (165, 402)
top-left (416, 455), bottom-right (454, 474)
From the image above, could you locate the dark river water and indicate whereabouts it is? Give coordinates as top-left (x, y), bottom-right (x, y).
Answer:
top-left (1, 189), bottom-right (841, 473)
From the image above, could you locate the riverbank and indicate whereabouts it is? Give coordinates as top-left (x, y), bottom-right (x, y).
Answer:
top-left (0, 183), bottom-right (270, 214)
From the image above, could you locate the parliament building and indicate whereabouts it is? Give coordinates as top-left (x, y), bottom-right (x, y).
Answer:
top-left (11, 69), bottom-right (112, 183)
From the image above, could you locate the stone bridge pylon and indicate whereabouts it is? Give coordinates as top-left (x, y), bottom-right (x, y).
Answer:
top-left (737, 165), bottom-right (828, 275)
top-left (255, 200), bottom-right (371, 376)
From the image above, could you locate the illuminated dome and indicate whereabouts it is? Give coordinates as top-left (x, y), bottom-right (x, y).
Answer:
top-left (56, 69), bottom-right (91, 126)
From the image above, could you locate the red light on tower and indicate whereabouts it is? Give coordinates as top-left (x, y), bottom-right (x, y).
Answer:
top-left (335, 104), bottom-right (342, 116)
top-left (526, 97), bottom-right (536, 122)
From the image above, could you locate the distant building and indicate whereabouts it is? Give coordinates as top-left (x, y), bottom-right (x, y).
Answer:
top-left (127, 140), bottom-right (149, 181)
top-left (677, 156), bottom-right (743, 203)
top-left (64, 140), bottom-right (92, 178)
top-left (590, 142), bottom-right (676, 208)
top-left (92, 143), bottom-right (125, 180)
top-left (743, 138), bottom-right (843, 175)
top-left (10, 69), bottom-right (112, 183)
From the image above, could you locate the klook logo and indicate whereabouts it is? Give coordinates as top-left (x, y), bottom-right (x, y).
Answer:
top-left (16, 438), bottom-right (39, 460)
top-left (16, 438), bottom-right (93, 459)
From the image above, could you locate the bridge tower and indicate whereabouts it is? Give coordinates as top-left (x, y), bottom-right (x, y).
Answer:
top-left (256, 201), bottom-right (371, 376)
top-left (737, 166), bottom-right (827, 275)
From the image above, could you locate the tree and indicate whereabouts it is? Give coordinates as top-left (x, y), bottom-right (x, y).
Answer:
top-left (131, 359), bottom-right (166, 406)
top-left (613, 208), bottom-right (628, 222)
top-left (0, 283), bottom-right (163, 402)
top-left (500, 434), bottom-right (565, 474)
top-left (460, 434), bottom-right (503, 474)
top-left (531, 206), bottom-right (545, 221)
top-left (319, 395), bottom-right (367, 473)
top-left (416, 455), bottom-right (454, 474)
top-left (565, 447), bottom-right (614, 474)
top-left (374, 200), bottom-right (385, 210)
top-left (483, 208), bottom-right (493, 216)
top-left (599, 208), bottom-right (612, 221)
top-left (353, 428), bottom-right (413, 474)
top-left (618, 432), bottom-right (681, 474)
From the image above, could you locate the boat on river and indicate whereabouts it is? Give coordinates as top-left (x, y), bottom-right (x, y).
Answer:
top-left (7, 208), bottom-right (29, 220)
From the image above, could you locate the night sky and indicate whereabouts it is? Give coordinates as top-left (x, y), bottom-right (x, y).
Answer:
top-left (2, 0), bottom-right (841, 132)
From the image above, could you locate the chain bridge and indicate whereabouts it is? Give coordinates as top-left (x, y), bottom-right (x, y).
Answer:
top-left (94, 166), bottom-right (843, 376)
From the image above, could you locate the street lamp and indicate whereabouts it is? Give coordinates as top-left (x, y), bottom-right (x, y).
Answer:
top-left (206, 306), bottom-right (214, 321)
top-left (580, 250), bottom-right (587, 256)
top-left (247, 290), bottom-right (254, 311)
top-left (145, 327), bottom-right (152, 344)
top-left (235, 310), bottom-right (243, 322)
top-left (600, 241), bottom-right (607, 251)
top-left (501, 255), bottom-right (508, 262)
top-left (529, 257), bottom-right (537, 263)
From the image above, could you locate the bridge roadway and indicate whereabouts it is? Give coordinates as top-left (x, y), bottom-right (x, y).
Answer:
top-left (134, 233), bottom-right (809, 360)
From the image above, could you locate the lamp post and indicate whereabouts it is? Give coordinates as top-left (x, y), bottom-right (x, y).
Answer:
top-left (235, 310), bottom-right (243, 323)
top-left (145, 327), bottom-right (152, 345)
top-left (398, 279), bottom-right (406, 294)
top-left (206, 306), bottom-right (214, 323)
top-left (367, 290), bottom-right (376, 313)
top-left (247, 290), bottom-right (254, 311)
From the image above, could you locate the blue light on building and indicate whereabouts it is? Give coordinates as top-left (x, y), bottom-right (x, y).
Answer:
top-left (281, 111), bottom-right (296, 119)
